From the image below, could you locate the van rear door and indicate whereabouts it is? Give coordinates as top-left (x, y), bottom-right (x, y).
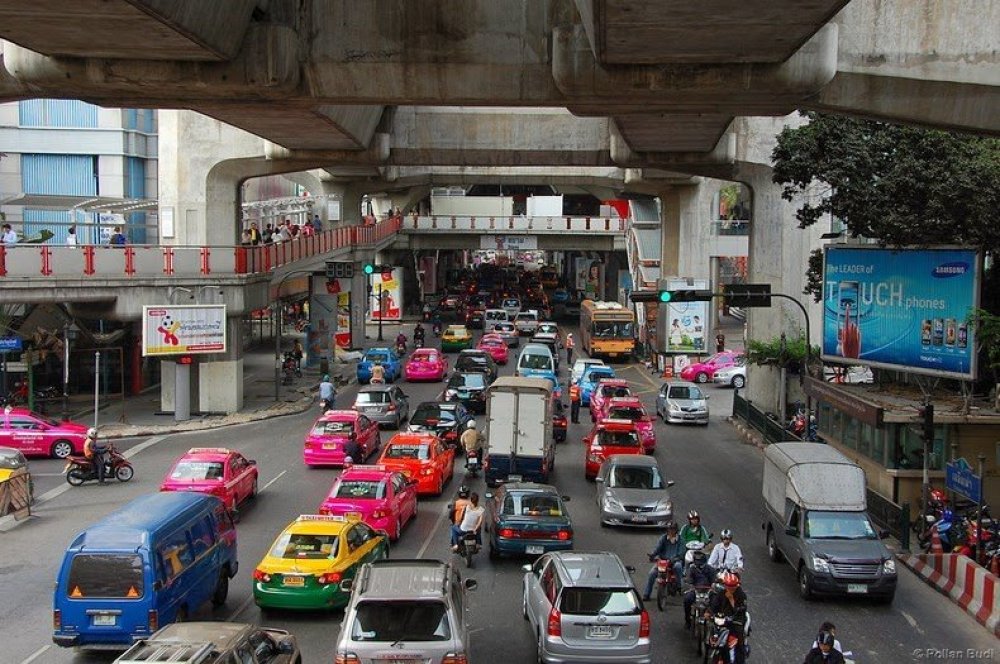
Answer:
top-left (487, 390), bottom-right (517, 457)
top-left (55, 552), bottom-right (150, 647)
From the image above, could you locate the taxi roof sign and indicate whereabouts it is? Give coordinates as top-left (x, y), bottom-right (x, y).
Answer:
top-left (344, 464), bottom-right (389, 473)
top-left (296, 513), bottom-right (361, 522)
top-left (597, 418), bottom-right (637, 431)
top-left (187, 447), bottom-right (232, 455)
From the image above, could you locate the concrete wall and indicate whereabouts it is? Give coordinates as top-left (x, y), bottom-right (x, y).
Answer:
top-left (430, 195), bottom-right (513, 217)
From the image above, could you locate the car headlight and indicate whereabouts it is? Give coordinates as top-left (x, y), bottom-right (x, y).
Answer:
top-left (668, 402), bottom-right (681, 412)
top-left (882, 559), bottom-right (896, 574)
top-left (603, 496), bottom-right (623, 510)
top-left (811, 555), bottom-right (830, 573)
top-left (656, 499), bottom-right (673, 513)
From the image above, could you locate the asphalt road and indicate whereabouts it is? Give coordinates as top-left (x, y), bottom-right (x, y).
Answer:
top-left (1, 328), bottom-right (996, 664)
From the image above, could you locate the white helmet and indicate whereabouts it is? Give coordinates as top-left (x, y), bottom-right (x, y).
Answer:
top-left (87, 427), bottom-right (98, 438)
top-left (467, 420), bottom-right (476, 429)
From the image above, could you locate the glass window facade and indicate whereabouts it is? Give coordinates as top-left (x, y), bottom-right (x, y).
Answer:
top-left (816, 400), bottom-right (946, 470)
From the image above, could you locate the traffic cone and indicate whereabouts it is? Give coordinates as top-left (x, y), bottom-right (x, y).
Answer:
top-left (929, 527), bottom-right (944, 554)
top-left (662, 366), bottom-right (674, 379)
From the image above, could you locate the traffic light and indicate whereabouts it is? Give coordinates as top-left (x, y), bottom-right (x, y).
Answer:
top-left (362, 263), bottom-right (394, 276)
top-left (660, 289), bottom-right (714, 303)
top-left (918, 402), bottom-right (934, 443)
top-left (723, 283), bottom-right (772, 308)
top-left (363, 263), bottom-right (376, 276)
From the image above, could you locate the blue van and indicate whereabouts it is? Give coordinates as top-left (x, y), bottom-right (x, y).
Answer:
top-left (53, 492), bottom-right (238, 648)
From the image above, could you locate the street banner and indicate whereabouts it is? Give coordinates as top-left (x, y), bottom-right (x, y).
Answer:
top-left (308, 276), bottom-right (339, 367)
top-left (142, 305), bottom-right (227, 356)
top-left (664, 278), bottom-right (709, 353)
top-left (369, 267), bottom-right (402, 321)
top-left (821, 247), bottom-right (980, 379)
top-left (337, 291), bottom-right (352, 349)
top-left (481, 235), bottom-right (538, 251)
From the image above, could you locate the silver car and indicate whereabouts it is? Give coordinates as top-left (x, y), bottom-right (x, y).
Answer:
top-left (595, 455), bottom-right (674, 528)
top-left (336, 559), bottom-right (478, 664)
top-left (656, 380), bottom-right (710, 425)
top-left (492, 321), bottom-right (520, 347)
top-left (353, 384), bottom-right (410, 429)
top-left (713, 359), bottom-right (747, 389)
top-left (522, 551), bottom-right (650, 664)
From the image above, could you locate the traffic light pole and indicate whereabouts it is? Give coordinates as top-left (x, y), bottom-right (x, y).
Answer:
top-left (377, 282), bottom-right (384, 342)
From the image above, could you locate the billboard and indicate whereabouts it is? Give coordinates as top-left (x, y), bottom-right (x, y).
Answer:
top-left (369, 267), bottom-right (402, 321)
top-left (142, 305), bottom-right (227, 357)
top-left (481, 235), bottom-right (538, 251)
top-left (575, 257), bottom-right (604, 300)
top-left (821, 246), bottom-right (980, 379)
top-left (662, 278), bottom-right (710, 353)
top-left (307, 276), bottom-right (339, 367)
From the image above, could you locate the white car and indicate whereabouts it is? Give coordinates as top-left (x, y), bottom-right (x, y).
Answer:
top-left (713, 360), bottom-right (747, 389)
top-left (571, 358), bottom-right (605, 385)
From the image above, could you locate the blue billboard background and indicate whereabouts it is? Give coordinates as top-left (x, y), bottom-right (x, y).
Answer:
top-left (822, 247), bottom-right (980, 379)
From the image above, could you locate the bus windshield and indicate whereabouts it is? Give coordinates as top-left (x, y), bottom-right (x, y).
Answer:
top-left (593, 321), bottom-right (634, 339)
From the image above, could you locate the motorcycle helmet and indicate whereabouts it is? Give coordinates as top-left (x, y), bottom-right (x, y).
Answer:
top-left (458, 485), bottom-right (470, 498)
top-left (687, 510), bottom-right (700, 521)
top-left (720, 528), bottom-right (733, 540)
top-left (817, 631), bottom-right (836, 647)
top-left (721, 572), bottom-right (740, 589)
top-left (942, 509), bottom-right (955, 522)
top-left (691, 550), bottom-right (708, 565)
top-left (87, 427), bottom-right (97, 438)
top-left (467, 420), bottom-right (477, 429)
top-left (665, 521), bottom-right (678, 533)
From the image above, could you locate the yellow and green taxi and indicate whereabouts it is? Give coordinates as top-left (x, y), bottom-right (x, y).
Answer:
top-left (441, 325), bottom-right (474, 352)
top-left (252, 514), bottom-right (388, 610)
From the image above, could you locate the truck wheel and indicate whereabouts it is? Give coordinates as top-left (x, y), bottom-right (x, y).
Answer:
top-left (798, 565), bottom-right (813, 600)
top-left (766, 528), bottom-right (783, 563)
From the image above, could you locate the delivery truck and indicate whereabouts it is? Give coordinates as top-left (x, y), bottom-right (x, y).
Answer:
top-left (484, 377), bottom-right (554, 487)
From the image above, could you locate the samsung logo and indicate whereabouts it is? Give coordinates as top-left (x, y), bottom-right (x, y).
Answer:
top-left (932, 262), bottom-right (969, 278)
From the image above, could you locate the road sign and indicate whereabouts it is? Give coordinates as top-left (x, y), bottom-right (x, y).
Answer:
top-left (723, 283), bottom-right (772, 307)
top-left (0, 337), bottom-right (23, 352)
top-left (325, 261), bottom-right (354, 279)
top-left (945, 457), bottom-right (981, 503)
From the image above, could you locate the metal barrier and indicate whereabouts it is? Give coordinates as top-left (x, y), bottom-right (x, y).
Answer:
top-left (732, 391), bottom-right (801, 444)
top-left (0, 469), bottom-right (32, 520)
top-left (866, 488), bottom-right (910, 551)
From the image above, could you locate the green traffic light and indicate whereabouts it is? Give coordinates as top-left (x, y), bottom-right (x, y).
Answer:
top-left (658, 290), bottom-right (672, 303)
top-left (363, 263), bottom-right (375, 275)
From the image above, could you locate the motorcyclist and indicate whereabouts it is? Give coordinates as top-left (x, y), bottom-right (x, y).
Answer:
top-left (343, 436), bottom-right (363, 466)
top-left (395, 332), bottom-right (408, 353)
top-left (460, 420), bottom-right (483, 457)
top-left (642, 521), bottom-right (685, 601)
top-left (413, 323), bottom-right (426, 347)
top-left (83, 427), bottom-right (107, 484)
top-left (450, 491), bottom-right (484, 550)
top-left (809, 622), bottom-right (843, 654)
top-left (803, 630), bottom-right (845, 664)
top-left (680, 510), bottom-right (712, 546)
top-left (708, 572), bottom-right (749, 664)
top-left (707, 529), bottom-right (745, 574)
top-left (369, 363), bottom-right (386, 384)
top-left (319, 374), bottom-right (335, 411)
top-left (451, 485), bottom-right (472, 524)
top-left (432, 314), bottom-right (443, 336)
top-left (682, 547), bottom-right (715, 628)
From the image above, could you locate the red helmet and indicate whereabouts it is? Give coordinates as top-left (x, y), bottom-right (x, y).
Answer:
top-left (721, 572), bottom-right (740, 589)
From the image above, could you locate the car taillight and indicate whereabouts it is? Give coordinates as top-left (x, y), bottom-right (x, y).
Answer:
top-left (422, 468), bottom-right (434, 476)
top-left (148, 609), bottom-right (158, 632)
top-left (319, 507), bottom-right (330, 515)
top-left (639, 609), bottom-right (650, 638)
top-left (387, 404), bottom-right (397, 411)
top-left (499, 528), bottom-right (515, 538)
top-left (253, 568), bottom-right (271, 583)
top-left (557, 530), bottom-right (571, 541)
top-left (335, 653), bottom-right (361, 664)
top-left (53, 610), bottom-right (61, 630)
top-left (547, 607), bottom-right (562, 637)
top-left (317, 572), bottom-right (342, 585)
top-left (442, 653), bottom-right (469, 664)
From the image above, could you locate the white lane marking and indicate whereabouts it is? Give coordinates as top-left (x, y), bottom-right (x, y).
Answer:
top-left (416, 501), bottom-right (451, 559)
top-left (899, 609), bottom-right (924, 634)
top-left (226, 593), bottom-right (256, 622)
top-left (120, 435), bottom-right (167, 460)
top-left (261, 470), bottom-right (286, 492)
top-left (18, 645), bottom-right (50, 664)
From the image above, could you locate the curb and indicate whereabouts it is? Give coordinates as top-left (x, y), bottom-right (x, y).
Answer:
top-left (898, 552), bottom-right (1000, 637)
top-left (727, 417), bottom-right (767, 450)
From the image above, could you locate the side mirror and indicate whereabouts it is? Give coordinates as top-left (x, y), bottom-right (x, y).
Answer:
top-left (666, 480), bottom-right (676, 488)
top-left (878, 529), bottom-right (890, 539)
top-left (785, 527), bottom-right (799, 537)
top-left (249, 459), bottom-right (258, 466)
top-left (464, 578), bottom-right (478, 591)
top-left (277, 638), bottom-right (296, 654)
top-left (521, 564), bottom-right (532, 573)
top-left (484, 492), bottom-right (493, 499)
top-left (561, 495), bottom-right (571, 502)
top-left (625, 565), bottom-right (636, 573)
top-left (594, 476), bottom-right (604, 483)
top-left (340, 578), bottom-right (354, 592)
top-left (153, 581), bottom-right (163, 591)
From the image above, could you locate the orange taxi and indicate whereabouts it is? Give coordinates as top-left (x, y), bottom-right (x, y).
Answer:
top-left (376, 431), bottom-right (455, 496)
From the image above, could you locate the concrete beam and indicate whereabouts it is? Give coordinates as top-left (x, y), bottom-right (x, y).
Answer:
top-left (199, 104), bottom-right (385, 150)
top-left (610, 122), bottom-right (736, 169)
top-left (613, 114), bottom-right (734, 153)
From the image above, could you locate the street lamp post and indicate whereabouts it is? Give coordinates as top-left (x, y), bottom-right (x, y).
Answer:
top-left (377, 282), bottom-right (384, 342)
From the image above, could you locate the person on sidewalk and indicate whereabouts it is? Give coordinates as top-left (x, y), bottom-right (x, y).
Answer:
top-left (565, 333), bottom-right (575, 364)
top-left (319, 374), bottom-right (335, 411)
top-left (569, 381), bottom-right (581, 423)
top-left (292, 339), bottom-right (305, 370)
top-left (716, 333), bottom-right (726, 353)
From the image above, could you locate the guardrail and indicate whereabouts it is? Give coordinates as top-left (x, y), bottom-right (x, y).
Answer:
top-left (732, 391), bottom-right (800, 444)
top-left (403, 215), bottom-right (627, 233)
top-left (0, 218), bottom-right (401, 279)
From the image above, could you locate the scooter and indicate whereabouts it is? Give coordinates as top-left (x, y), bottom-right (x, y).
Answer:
top-left (465, 449), bottom-right (481, 479)
top-left (320, 398), bottom-right (334, 412)
top-left (705, 612), bottom-right (751, 663)
top-left (432, 321), bottom-right (443, 337)
top-left (456, 530), bottom-right (480, 569)
top-left (653, 557), bottom-right (681, 611)
top-left (64, 447), bottom-right (134, 485)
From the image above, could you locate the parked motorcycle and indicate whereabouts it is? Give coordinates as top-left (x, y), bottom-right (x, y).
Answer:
top-left (456, 530), bottom-right (480, 569)
top-left (653, 557), bottom-right (681, 611)
top-left (465, 449), bottom-right (481, 479)
top-left (64, 447), bottom-right (134, 485)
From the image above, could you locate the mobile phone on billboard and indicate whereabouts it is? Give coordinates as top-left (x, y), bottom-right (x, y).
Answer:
top-left (921, 319), bottom-right (932, 346)
top-left (838, 281), bottom-right (859, 312)
top-left (945, 319), bottom-right (957, 346)
top-left (932, 319), bottom-right (944, 346)
top-left (958, 323), bottom-right (968, 349)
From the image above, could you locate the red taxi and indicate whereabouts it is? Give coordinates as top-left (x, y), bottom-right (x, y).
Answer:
top-left (160, 447), bottom-right (259, 512)
top-left (476, 334), bottom-right (510, 365)
top-left (404, 348), bottom-right (449, 382)
top-left (598, 397), bottom-right (656, 453)
top-left (303, 410), bottom-right (381, 467)
top-left (0, 407), bottom-right (88, 458)
top-left (318, 464), bottom-right (418, 541)
top-left (376, 432), bottom-right (455, 495)
top-left (589, 378), bottom-right (633, 422)
top-left (584, 419), bottom-right (645, 480)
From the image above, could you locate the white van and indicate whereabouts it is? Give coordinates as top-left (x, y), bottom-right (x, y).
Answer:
top-left (514, 310), bottom-right (539, 336)
top-left (484, 309), bottom-right (508, 328)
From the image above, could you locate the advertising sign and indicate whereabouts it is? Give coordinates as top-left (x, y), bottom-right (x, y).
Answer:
top-left (307, 276), bottom-right (339, 368)
top-left (481, 235), bottom-right (538, 251)
top-left (142, 305), bottom-right (227, 356)
top-left (946, 457), bottom-right (981, 503)
top-left (664, 279), bottom-right (709, 353)
top-left (337, 291), bottom-right (352, 349)
top-left (575, 257), bottom-right (604, 300)
top-left (369, 267), bottom-right (402, 321)
top-left (821, 247), bottom-right (980, 379)
top-left (0, 337), bottom-right (23, 352)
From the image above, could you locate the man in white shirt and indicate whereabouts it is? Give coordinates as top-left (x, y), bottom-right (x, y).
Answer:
top-left (707, 528), bottom-right (744, 573)
top-left (1, 224), bottom-right (18, 245)
top-left (450, 492), bottom-right (485, 551)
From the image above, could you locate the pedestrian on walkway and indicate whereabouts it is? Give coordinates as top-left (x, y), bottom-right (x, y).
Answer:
top-left (108, 226), bottom-right (128, 246)
top-left (569, 381), bottom-right (581, 423)
top-left (716, 332), bottom-right (726, 353)
top-left (66, 225), bottom-right (78, 246)
top-left (1, 224), bottom-right (18, 245)
top-left (248, 222), bottom-right (261, 245)
top-left (565, 333), bottom-right (575, 364)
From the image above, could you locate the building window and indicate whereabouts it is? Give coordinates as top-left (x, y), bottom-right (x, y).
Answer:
top-left (891, 424), bottom-right (945, 471)
top-left (871, 425), bottom-right (885, 466)
top-left (19, 100), bottom-right (98, 128)
top-left (842, 417), bottom-right (859, 451)
top-left (858, 422), bottom-right (873, 458)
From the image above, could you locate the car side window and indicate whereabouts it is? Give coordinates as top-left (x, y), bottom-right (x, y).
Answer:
top-left (359, 416), bottom-right (372, 430)
top-left (355, 522), bottom-right (375, 543)
top-left (233, 643), bottom-right (255, 664)
top-left (249, 630), bottom-right (279, 663)
top-left (540, 565), bottom-right (558, 604)
top-left (346, 525), bottom-right (365, 552)
top-left (788, 503), bottom-right (800, 531)
top-left (392, 474), bottom-right (407, 494)
top-left (531, 555), bottom-right (548, 577)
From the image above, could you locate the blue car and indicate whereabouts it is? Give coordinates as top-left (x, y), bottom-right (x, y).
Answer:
top-left (485, 483), bottom-right (573, 558)
top-left (356, 347), bottom-right (402, 384)
top-left (579, 365), bottom-right (617, 405)
top-left (551, 288), bottom-right (570, 304)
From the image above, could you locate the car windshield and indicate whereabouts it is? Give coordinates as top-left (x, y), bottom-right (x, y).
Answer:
top-left (560, 588), bottom-right (640, 617)
top-left (607, 407), bottom-right (646, 421)
top-left (351, 600), bottom-right (451, 642)
top-left (588, 371), bottom-right (614, 384)
top-left (457, 356), bottom-right (488, 368)
top-left (311, 421), bottom-right (353, 436)
top-left (520, 353), bottom-right (552, 370)
top-left (503, 299), bottom-right (520, 308)
top-left (412, 353), bottom-right (439, 363)
top-left (597, 431), bottom-right (640, 448)
top-left (385, 444), bottom-right (431, 460)
top-left (609, 465), bottom-right (665, 489)
top-left (170, 460), bottom-right (225, 481)
top-left (334, 479), bottom-right (386, 499)
top-left (356, 391), bottom-right (391, 404)
top-left (366, 352), bottom-right (390, 363)
top-left (449, 373), bottom-right (487, 389)
top-left (538, 324), bottom-right (557, 334)
top-left (668, 386), bottom-right (704, 400)
top-left (516, 313), bottom-right (536, 321)
top-left (67, 554), bottom-right (143, 599)
top-left (600, 386), bottom-right (630, 398)
top-left (411, 406), bottom-right (453, 425)
top-left (502, 492), bottom-right (564, 516)
top-left (804, 510), bottom-right (878, 540)
top-left (593, 321), bottom-right (634, 338)
top-left (269, 532), bottom-right (339, 559)
top-left (497, 323), bottom-right (515, 332)
top-left (485, 311), bottom-right (506, 321)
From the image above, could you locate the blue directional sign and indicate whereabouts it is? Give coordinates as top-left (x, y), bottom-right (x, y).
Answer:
top-left (0, 336), bottom-right (22, 352)
top-left (946, 457), bottom-right (981, 503)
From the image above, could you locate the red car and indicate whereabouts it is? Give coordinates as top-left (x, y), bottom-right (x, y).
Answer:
top-left (160, 447), bottom-right (259, 512)
top-left (303, 410), bottom-right (381, 467)
top-left (589, 378), bottom-right (633, 422)
top-left (680, 351), bottom-right (742, 383)
top-left (584, 419), bottom-right (644, 480)
top-left (597, 397), bottom-right (656, 453)
top-left (377, 432), bottom-right (456, 495)
top-left (477, 334), bottom-right (509, 365)
top-left (0, 407), bottom-right (87, 458)
top-left (318, 464), bottom-right (418, 541)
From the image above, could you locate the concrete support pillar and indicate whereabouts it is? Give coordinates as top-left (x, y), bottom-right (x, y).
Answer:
top-left (657, 183), bottom-right (707, 279)
top-left (320, 181), bottom-right (367, 226)
top-left (350, 261), bottom-right (370, 350)
top-left (658, 188), bottom-right (683, 279)
top-left (197, 317), bottom-right (245, 414)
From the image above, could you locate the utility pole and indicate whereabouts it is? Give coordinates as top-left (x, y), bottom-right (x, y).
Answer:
top-left (377, 281), bottom-right (384, 342)
top-left (919, 399), bottom-right (934, 523)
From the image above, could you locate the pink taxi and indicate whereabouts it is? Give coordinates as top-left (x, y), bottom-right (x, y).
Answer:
top-left (476, 333), bottom-right (509, 365)
top-left (318, 464), bottom-right (418, 541)
top-left (0, 407), bottom-right (88, 458)
top-left (597, 397), bottom-right (656, 454)
top-left (679, 351), bottom-right (742, 383)
top-left (160, 447), bottom-right (259, 512)
top-left (589, 378), bottom-right (633, 422)
top-left (404, 348), bottom-right (449, 382)
top-left (303, 410), bottom-right (381, 467)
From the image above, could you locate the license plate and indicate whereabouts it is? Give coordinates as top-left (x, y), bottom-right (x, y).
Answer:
top-left (526, 545), bottom-right (544, 555)
top-left (587, 625), bottom-right (616, 639)
top-left (322, 443), bottom-right (337, 450)
top-left (92, 614), bottom-right (116, 626)
top-left (282, 575), bottom-right (305, 587)
top-left (847, 584), bottom-right (868, 594)
top-left (631, 515), bottom-right (649, 523)
top-left (508, 474), bottom-right (522, 482)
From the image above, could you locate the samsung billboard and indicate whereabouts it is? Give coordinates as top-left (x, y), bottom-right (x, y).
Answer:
top-left (821, 247), bottom-right (980, 380)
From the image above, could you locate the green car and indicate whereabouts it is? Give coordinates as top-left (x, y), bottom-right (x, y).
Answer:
top-left (441, 325), bottom-right (474, 352)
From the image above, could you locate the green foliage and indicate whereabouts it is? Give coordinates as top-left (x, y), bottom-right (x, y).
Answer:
top-left (803, 249), bottom-right (824, 303)
top-left (745, 335), bottom-right (818, 371)
top-left (967, 308), bottom-right (1000, 382)
top-left (22, 230), bottom-right (54, 244)
top-left (772, 112), bottom-right (1000, 252)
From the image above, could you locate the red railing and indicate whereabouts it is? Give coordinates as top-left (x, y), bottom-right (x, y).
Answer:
top-left (404, 215), bottom-right (627, 233)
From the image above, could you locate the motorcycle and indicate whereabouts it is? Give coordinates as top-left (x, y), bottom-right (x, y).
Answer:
top-left (653, 557), bottom-right (681, 611)
top-left (0, 379), bottom-right (28, 407)
top-left (688, 585), bottom-right (713, 655)
top-left (705, 613), bottom-right (750, 664)
top-left (282, 352), bottom-right (300, 384)
top-left (64, 447), bottom-right (134, 485)
top-left (465, 449), bottom-right (481, 479)
top-left (432, 321), bottom-right (443, 337)
top-left (395, 341), bottom-right (407, 356)
top-left (456, 530), bottom-right (480, 568)
top-left (320, 398), bottom-right (334, 412)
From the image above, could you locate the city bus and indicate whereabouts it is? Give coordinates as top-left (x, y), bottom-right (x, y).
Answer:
top-left (539, 265), bottom-right (559, 289)
top-left (580, 300), bottom-right (636, 360)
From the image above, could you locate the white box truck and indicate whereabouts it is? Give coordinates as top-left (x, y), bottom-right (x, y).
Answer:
top-left (761, 442), bottom-right (897, 602)
top-left (484, 377), bottom-right (554, 487)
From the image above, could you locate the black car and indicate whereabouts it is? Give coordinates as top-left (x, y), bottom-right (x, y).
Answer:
top-left (552, 399), bottom-right (567, 442)
top-left (445, 372), bottom-right (489, 414)
top-left (408, 401), bottom-right (473, 448)
top-left (455, 350), bottom-right (499, 383)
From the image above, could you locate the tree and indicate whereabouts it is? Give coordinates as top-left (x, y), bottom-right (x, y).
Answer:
top-left (771, 112), bottom-right (1000, 300)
